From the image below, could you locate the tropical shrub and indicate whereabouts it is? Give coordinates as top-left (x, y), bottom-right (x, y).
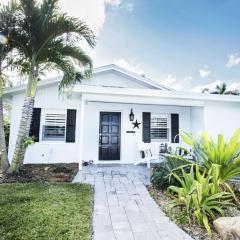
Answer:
top-left (180, 130), bottom-right (240, 200)
top-left (151, 155), bottom-right (192, 190)
top-left (168, 164), bottom-right (233, 235)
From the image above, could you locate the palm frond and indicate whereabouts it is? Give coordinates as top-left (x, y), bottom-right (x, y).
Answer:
top-left (40, 0), bottom-right (59, 24)
top-left (39, 40), bottom-right (92, 68)
top-left (208, 82), bottom-right (239, 96)
top-left (42, 14), bottom-right (96, 48)
top-left (37, 38), bottom-right (93, 89)
top-left (61, 45), bottom-right (92, 67)
top-left (202, 88), bottom-right (210, 93)
top-left (45, 55), bottom-right (84, 90)
top-left (225, 90), bottom-right (240, 96)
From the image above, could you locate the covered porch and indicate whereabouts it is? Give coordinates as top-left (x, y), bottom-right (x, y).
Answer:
top-left (76, 85), bottom-right (205, 170)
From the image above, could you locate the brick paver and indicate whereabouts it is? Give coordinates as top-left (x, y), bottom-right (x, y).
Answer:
top-left (73, 165), bottom-right (192, 240)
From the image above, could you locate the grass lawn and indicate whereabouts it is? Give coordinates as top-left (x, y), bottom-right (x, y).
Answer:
top-left (0, 183), bottom-right (93, 240)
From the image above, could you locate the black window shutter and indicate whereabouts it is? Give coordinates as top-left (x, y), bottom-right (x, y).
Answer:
top-left (142, 112), bottom-right (151, 143)
top-left (66, 109), bottom-right (77, 143)
top-left (171, 114), bottom-right (179, 143)
top-left (29, 108), bottom-right (41, 142)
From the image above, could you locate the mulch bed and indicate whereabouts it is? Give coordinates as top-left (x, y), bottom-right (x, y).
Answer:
top-left (0, 163), bottom-right (79, 183)
top-left (147, 185), bottom-right (240, 240)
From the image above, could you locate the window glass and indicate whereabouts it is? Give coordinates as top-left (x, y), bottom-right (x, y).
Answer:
top-left (151, 114), bottom-right (170, 141)
top-left (42, 112), bottom-right (66, 141)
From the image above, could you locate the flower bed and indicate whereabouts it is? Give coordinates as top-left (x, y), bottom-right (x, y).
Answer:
top-left (149, 130), bottom-right (240, 239)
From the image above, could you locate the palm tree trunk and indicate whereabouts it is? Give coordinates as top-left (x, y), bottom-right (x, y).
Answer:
top-left (9, 96), bottom-right (35, 172)
top-left (8, 67), bottom-right (37, 174)
top-left (18, 96), bottom-right (35, 167)
top-left (0, 78), bottom-right (9, 173)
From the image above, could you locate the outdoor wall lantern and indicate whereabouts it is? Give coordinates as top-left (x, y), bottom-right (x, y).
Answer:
top-left (129, 108), bottom-right (135, 121)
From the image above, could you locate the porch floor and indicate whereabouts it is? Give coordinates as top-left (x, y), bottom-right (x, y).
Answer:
top-left (73, 164), bottom-right (192, 240)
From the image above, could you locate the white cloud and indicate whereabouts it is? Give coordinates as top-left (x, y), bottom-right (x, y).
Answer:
top-left (114, 58), bottom-right (144, 75)
top-left (174, 76), bottom-right (192, 91)
top-left (228, 81), bottom-right (240, 90)
top-left (199, 65), bottom-right (211, 78)
top-left (226, 53), bottom-right (240, 68)
top-left (158, 74), bottom-right (192, 91)
top-left (105, 0), bottom-right (122, 6)
top-left (161, 74), bottom-right (177, 85)
top-left (193, 80), bottom-right (221, 92)
top-left (59, 0), bottom-right (122, 36)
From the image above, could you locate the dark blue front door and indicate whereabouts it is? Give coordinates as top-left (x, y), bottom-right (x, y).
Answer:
top-left (99, 112), bottom-right (121, 160)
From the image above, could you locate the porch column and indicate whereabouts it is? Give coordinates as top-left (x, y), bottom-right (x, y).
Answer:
top-left (78, 96), bottom-right (85, 170)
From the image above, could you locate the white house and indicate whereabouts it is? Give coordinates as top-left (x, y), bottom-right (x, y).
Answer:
top-left (4, 64), bottom-right (240, 169)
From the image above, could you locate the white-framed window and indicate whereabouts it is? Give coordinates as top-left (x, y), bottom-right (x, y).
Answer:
top-left (151, 114), bottom-right (170, 142)
top-left (41, 109), bottom-right (67, 142)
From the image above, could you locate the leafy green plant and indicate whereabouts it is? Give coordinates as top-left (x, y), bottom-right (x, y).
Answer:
top-left (23, 136), bottom-right (35, 148)
top-left (175, 211), bottom-right (189, 225)
top-left (151, 155), bottom-right (192, 190)
top-left (180, 130), bottom-right (240, 201)
top-left (168, 165), bottom-right (233, 235)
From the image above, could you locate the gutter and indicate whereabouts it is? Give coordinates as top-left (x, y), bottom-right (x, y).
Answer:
top-left (73, 85), bottom-right (240, 103)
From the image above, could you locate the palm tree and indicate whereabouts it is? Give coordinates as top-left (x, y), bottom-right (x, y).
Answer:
top-left (7, 0), bottom-right (95, 174)
top-left (0, 61), bottom-right (9, 173)
top-left (0, 0), bottom-right (19, 172)
top-left (202, 83), bottom-right (239, 96)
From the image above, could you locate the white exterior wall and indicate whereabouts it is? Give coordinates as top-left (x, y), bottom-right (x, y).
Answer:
top-left (8, 86), bottom-right (82, 164)
top-left (190, 106), bottom-right (204, 137)
top-left (204, 101), bottom-right (240, 139)
top-left (8, 90), bottom-right (194, 165)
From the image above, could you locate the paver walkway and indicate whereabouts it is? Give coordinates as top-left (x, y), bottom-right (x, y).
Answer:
top-left (73, 165), bottom-right (192, 240)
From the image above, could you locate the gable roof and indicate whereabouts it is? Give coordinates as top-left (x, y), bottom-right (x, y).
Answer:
top-left (3, 64), bottom-right (173, 97)
top-left (3, 64), bottom-right (240, 104)
top-left (93, 64), bottom-right (173, 91)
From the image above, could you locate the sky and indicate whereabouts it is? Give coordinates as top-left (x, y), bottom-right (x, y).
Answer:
top-left (1, 0), bottom-right (240, 92)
